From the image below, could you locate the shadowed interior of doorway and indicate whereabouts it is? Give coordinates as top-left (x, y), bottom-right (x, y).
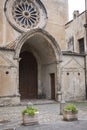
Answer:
top-left (19, 51), bottom-right (38, 99)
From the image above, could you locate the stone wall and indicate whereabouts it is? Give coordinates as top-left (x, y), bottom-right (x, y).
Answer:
top-left (0, 49), bottom-right (20, 105)
top-left (0, 0), bottom-right (20, 46)
top-left (60, 52), bottom-right (85, 101)
top-left (0, 0), bottom-right (68, 50)
top-left (41, 0), bottom-right (68, 50)
top-left (65, 11), bottom-right (86, 53)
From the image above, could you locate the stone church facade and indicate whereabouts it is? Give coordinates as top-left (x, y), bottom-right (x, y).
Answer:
top-left (0, 0), bottom-right (86, 105)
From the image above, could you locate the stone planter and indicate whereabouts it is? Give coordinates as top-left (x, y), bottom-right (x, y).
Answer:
top-left (22, 112), bottom-right (39, 125)
top-left (63, 110), bottom-right (78, 121)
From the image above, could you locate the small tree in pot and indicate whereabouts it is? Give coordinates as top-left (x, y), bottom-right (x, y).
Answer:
top-left (63, 104), bottom-right (78, 121)
top-left (22, 106), bottom-right (39, 125)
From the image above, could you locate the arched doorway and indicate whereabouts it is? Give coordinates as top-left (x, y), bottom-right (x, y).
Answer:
top-left (19, 51), bottom-right (38, 99)
top-left (14, 29), bottom-right (62, 101)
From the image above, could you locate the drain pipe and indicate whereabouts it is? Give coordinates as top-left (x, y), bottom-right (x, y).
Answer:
top-left (84, 0), bottom-right (87, 99)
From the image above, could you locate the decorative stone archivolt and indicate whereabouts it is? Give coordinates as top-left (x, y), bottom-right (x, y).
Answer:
top-left (13, 29), bottom-right (62, 61)
top-left (4, 0), bottom-right (47, 32)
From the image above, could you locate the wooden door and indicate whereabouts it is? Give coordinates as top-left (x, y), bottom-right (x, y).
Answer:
top-left (50, 73), bottom-right (55, 99)
top-left (19, 51), bottom-right (38, 99)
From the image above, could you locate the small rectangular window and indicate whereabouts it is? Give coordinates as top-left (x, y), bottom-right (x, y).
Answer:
top-left (78, 38), bottom-right (85, 54)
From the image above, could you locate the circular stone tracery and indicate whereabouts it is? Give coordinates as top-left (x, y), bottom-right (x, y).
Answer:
top-left (4, 0), bottom-right (47, 32)
top-left (12, 0), bottom-right (40, 28)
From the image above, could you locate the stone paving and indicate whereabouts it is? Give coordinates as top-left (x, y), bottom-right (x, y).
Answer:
top-left (0, 100), bottom-right (87, 130)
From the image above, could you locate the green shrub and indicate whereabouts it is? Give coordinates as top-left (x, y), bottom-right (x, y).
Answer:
top-left (64, 104), bottom-right (78, 112)
top-left (22, 107), bottom-right (38, 116)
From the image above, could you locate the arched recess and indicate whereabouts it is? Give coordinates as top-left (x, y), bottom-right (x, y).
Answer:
top-left (14, 29), bottom-right (62, 100)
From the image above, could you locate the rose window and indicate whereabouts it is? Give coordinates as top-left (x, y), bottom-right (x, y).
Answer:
top-left (12, 0), bottom-right (40, 28)
top-left (4, 0), bottom-right (47, 32)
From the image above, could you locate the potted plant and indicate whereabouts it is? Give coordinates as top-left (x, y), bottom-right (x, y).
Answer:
top-left (22, 106), bottom-right (39, 125)
top-left (63, 103), bottom-right (78, 121)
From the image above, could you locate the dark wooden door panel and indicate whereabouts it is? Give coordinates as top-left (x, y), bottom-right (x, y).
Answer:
top-left (19, 51), bottom-right (37, 99)
top-left (50, 73), bottom-right (55, 99)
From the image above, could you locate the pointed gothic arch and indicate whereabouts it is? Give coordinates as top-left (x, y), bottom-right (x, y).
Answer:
top-left (14, 29), bottom-right (62, 100)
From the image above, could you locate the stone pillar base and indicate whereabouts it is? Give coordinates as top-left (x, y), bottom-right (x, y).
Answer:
top-left (0, 95), bottom-right (20, 106)
top-left (56, 91), bottom-right (62, 102)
